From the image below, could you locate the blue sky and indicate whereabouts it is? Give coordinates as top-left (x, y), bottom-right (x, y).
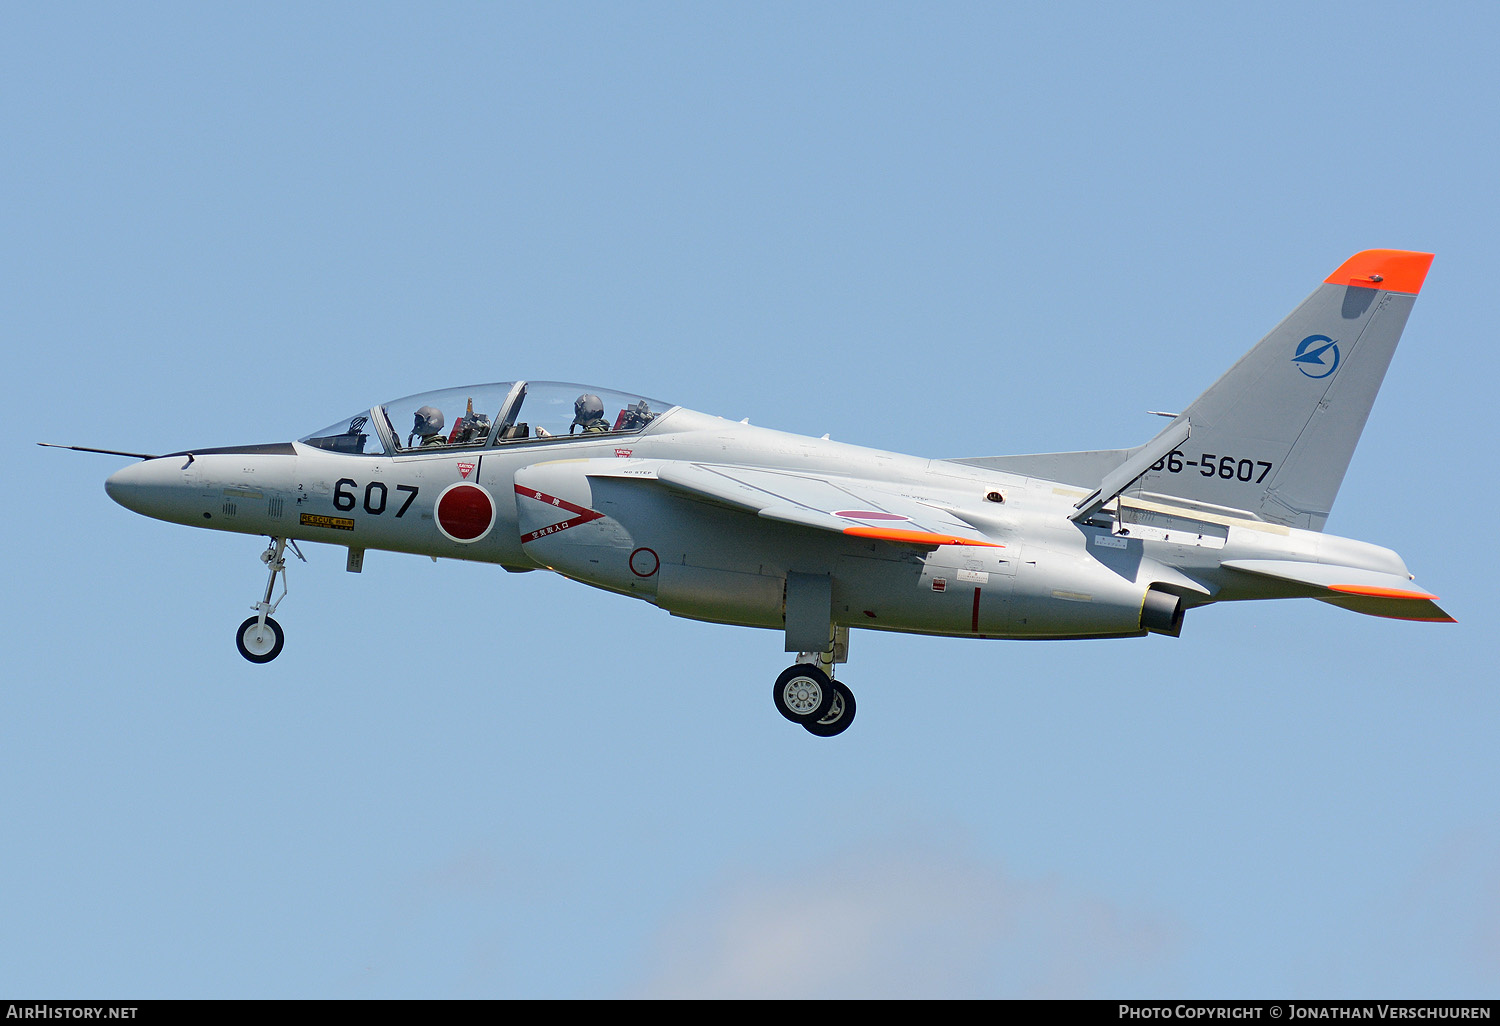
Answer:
top-left (4, 2), bottom-right (1496, 998)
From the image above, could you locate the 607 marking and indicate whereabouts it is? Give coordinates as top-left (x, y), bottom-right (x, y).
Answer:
top-left (333, 478), bottom-right (419, 516)
top-left (1151, 450), bottom-right (1272, 483)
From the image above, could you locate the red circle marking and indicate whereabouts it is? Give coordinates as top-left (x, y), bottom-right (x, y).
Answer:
top-left (436, 483), bottom-right (495, 542)
top-left (629, 547), bottom-right (659, 578)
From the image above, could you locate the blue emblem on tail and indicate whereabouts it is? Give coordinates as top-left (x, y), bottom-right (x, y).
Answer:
top-left (1293, 334), bottom-right (1340, 379)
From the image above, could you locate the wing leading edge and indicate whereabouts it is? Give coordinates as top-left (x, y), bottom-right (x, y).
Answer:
top-left (581, 459), bottom-right (1002, 548)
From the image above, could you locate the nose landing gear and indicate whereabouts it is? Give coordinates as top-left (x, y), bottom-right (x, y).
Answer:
top-left (236, 537), bottom-right (304, 663)
top-left (236, 614), bottom-right (284, 663)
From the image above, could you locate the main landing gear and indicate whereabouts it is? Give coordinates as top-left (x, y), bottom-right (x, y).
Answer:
top-left (772, 665), bottom-right (857, 737)
top-left (236, 537), bottom-right (304, 663)
top-left (772, 624), bottom-right (857, 737)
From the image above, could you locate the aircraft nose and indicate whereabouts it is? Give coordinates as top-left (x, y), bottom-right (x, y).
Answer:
top-left (104, 461), bottom-right (141, 509)
top-left (105, 457), bottom-right (194, 522)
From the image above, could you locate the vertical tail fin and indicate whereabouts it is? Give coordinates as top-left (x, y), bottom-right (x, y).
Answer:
top-left (1130, 249), bottom-right (1433, 530)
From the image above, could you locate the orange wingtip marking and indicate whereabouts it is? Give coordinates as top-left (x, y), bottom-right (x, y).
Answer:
top-left (1324, 249), bottom-right (1433, 294)
top-left (1327, 584), bottom-right (1440, 601)
top-left (843, 526), bottom-right (1003, 547)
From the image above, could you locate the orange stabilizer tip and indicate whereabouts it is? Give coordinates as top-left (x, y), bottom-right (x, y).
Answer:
top-left (1327, 584), bottom-right (1440, 601)
top-left (843, 526), bottom-right (1003, 548)
top-left (1324, 250), bottom-right (1434, 294)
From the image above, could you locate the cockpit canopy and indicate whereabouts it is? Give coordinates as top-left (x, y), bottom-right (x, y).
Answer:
top-left (299, 381), bottom-right (676, 456)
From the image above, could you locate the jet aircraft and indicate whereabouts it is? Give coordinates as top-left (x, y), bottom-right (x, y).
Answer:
top-left (73, 249), bottom-right (1452, 736)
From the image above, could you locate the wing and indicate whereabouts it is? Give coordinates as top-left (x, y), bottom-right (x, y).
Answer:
top-left (586, 459), bottom-right (1002, 548)
top-left (1222, 559), bottom-right (1455, 622)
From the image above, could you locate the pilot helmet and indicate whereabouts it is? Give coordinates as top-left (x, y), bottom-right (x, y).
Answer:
top-left (412, 405), bottom-right (444, 438)
top-left (572, 394), bottom-right (604, 427)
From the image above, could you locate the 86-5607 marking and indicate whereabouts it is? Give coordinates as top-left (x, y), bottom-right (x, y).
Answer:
top-left (1152, 450), bottom-right (1273, 483)
top-left (333, 479), bottom-right (419, 516)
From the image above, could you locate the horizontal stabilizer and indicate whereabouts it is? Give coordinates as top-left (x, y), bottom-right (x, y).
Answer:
top-left (1316, 592), bottom-right (1455, 623)
top-left (1223, 559), bottom-right (1454, 622)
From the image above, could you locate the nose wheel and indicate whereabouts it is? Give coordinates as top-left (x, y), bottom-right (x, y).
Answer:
top-left (236, 615), bottom-right (284, 663)
top-left (236, 537), bottom-right (303, 663)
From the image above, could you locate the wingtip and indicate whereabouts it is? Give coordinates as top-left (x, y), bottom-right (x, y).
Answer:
top-left (1325, 249), bottom-right (1434, 294)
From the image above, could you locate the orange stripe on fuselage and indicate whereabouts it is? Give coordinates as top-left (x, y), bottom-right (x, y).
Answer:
top-left (1324, 250), bottom-right (1433, 294)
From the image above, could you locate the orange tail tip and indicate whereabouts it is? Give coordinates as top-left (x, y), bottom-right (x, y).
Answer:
top-left (1325, 249), bottom-right (1434, 294)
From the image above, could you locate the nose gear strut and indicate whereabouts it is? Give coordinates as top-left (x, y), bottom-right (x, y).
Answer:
top-left (235, 537), bottom-right (305, 663)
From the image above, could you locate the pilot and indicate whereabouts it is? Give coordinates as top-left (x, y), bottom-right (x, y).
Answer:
top-left (571, 394), bottom-right (610, 434)
top-left (409, 406), bottom-right (446, 447)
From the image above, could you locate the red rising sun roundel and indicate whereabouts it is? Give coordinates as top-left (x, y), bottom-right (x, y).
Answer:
top-left (435, 482), bottom-right (496, 543)
top-left (833, 510), bottom-right (909, 521)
